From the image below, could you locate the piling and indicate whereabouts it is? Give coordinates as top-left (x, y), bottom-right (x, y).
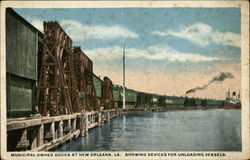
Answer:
top-left (80, 114), bottom-right (86, 137)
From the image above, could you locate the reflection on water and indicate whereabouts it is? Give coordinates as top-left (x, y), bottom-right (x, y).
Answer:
top-left (55, 109), bottom-right (241, 151)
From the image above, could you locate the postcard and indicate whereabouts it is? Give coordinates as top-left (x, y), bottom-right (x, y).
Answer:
top-left (0, 1), bottom-right (249, 160)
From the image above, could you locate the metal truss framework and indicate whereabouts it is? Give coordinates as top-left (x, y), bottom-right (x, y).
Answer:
top-left (36, 21), bottom-right (82, 116)
top-left (102, 77), bottom-right (115, 110)
top-left (73, 47), bottom-right (98, 111)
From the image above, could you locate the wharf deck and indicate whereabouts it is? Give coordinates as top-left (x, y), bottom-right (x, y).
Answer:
top-left (7, 109), bottom-right (122, 151)
top-left (7, 107), bottom-right (179, 151)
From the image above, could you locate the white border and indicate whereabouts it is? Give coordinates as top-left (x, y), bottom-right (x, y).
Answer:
top-left (0, 1), bottom-right (249, 160)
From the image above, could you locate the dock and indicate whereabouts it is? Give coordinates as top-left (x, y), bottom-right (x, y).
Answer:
top-left (7, 108), bottom-right (167, 151)
top-left (7, 109), bottom-right (123, 151)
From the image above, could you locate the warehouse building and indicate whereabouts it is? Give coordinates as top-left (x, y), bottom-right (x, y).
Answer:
top-left (6, 8), bottom-right (43, 118)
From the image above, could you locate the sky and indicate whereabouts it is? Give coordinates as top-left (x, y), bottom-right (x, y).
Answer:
top-left (14, 8), bottom-right (241, 100)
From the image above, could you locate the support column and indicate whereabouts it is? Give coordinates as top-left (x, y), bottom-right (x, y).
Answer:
top-left (58, 120), bottom-right (63, 138)
top-left (92, 115), bottom-right (94, 124)
top-left (37, 124), bottom-right (44, 147)
top-left (107, 111), bottom-right (110, 122)
top-left (50, 122), bottom-right (55, 140)
top-left (72, 118), bottom-right (76, 132)
top-left (98, 112), bottom-right (102, 126)
top-left (85, 114), bottom-right (89, 132)
top-left (80, 114), bottom-right (87, 136)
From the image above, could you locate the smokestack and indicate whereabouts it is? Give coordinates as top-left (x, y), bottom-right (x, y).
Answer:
top-left (238, 90), bottom-right (240, 100)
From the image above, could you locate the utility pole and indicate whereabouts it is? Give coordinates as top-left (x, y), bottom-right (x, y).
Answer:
top-left (123, 44), bottom-right (126, 109)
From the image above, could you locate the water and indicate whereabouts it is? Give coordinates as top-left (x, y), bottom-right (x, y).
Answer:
top-left (55, 109), bottom-right (241, 151)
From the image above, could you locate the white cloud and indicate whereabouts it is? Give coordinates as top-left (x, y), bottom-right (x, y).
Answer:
top-left (28, 19), bottom-right (139, 41)
top-left (86, 45), bottom-right (224, 62)
top-left (152, 23), bottom-right (241, 47)
top-left (212, 31), bottom-right (240, 47)
top-left (29, 19), bottom-right (43, 32)
top-left (59, 20), bottom-right (138, 41)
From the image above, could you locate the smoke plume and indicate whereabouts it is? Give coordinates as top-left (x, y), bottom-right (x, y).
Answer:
top-left (185, 72), bottom-right (234, 95)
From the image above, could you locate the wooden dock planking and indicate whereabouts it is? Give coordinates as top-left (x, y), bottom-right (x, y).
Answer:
top-left (7, 109), bottom-right (121, 151)
top-left (7, 108), bottom-right (165, 151)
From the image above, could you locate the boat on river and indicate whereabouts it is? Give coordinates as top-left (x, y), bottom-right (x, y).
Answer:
top-left (224, 89), bottom-right (241, 109)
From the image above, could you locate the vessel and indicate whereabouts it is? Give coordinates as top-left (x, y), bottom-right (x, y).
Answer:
top-left (224, 89), bottom-right (241, 109)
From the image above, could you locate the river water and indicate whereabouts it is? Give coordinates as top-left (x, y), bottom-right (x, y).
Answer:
top-left (55, 109), bottom-right (241, 151)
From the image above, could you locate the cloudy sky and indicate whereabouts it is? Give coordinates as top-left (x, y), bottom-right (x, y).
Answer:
top-left (14, 8), bottom-right (241, 100)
